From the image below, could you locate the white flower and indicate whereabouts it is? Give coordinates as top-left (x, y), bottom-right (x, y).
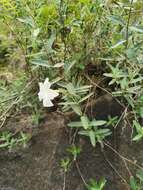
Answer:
top-left (38, 78), bottom-right (59, 107)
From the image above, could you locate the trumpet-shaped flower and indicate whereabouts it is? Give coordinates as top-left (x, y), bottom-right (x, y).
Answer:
top-left (38, 78), bottom-right (59, 107)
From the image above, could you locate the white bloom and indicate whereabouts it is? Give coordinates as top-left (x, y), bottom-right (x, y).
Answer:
top-left (38, 78), bottom-right (59, 107)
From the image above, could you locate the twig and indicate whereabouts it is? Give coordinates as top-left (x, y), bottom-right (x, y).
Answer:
top-left (85, 74), bottom-right (125, 108)
top-left (102, 150), bottom-right (130, 189)
top-left (104, 141), bottom-right (143, 170)
top-left (114, 106), bottom-right (128, 129)
top-left (63, 172), bottom-right (66, 190)
top-left (75, 161), bottom-right (87, 187)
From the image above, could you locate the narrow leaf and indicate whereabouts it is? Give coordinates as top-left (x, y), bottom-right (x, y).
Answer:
top-left (81, 116), bottom-right (89, 129)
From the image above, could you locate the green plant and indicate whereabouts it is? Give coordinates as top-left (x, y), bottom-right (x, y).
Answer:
top-left (107, 116), bottom-right (118, 128)
top-left (135, 95), bottom-right (143, 118)
top-left (104, 64), bottom-right (143, 106)
top-left (86, 178), bottom-right (106, 190)
top-left (130, 176), bottom-right (141, 190)
top-left (0, 131), bottom-right (31, 151)
top-left (104, 63), bottom-right (143, 141)
top-left (67, 145), bottom-right (81, 161)
top-left (17, 132), bottom-right (31, 148)
top-left (60, 158), bottom-right (70, 173)
top-left (68, 115), bottom-right (111, 147)
top-left (130, 170), bottom-right (143, 190)
top-left (0, 131), bottom-right (15, 148)
top-left (59, 79), bottom-right (93, 115)
top-left (132, 120), bottom-right (143, 141)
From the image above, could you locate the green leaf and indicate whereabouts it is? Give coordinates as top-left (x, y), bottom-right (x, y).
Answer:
top-left (81, 116), bottom-right (89, 129)
top-left (132, 134), bottom-right (142, 141)
top-left (110, 40), bottom-right (126, 49)
top-left (64, 60), bottom-right (76, 74)
top-left (95, 129), bottom-right (111, 135)
top-left (133, 120), bottom-right (142, 133)
top-left (89, 130), bottom-right (96, 147)
top-left (129, 176), bottom-right (137, 190)
top-left (76, 85), bottom-right (92, 91)
top-left (66, 83), bottom-right (76, 96)
top-left (90, 120), bottom-right (107, 127)
top-left (107, 15), bottom-right (125, 26)
top-left (71, 104), bottom-right (82, 116)
top-left (99, 178), bottom-right (107, 189)
top-left (139, 107), bottom-right (143, 118)
top-left (130, 26), bottom-right (143, 33)
top-left (137, 170), bottom-right (143, 182)
top-left (68, 121), bottom-right (83, 128)
top-left (0, 142), bottom-right (9, 148)
top-left (128, 86), bottom-right (141, 94)
top-left (31, 59), bottom-right (51, 67)
top-left (78, 130), bottom-right (89, 136)
top-left (31, 59), bottom-right (63, 68)
top-left (17, 17), bottom-right (35, 27)
top-left (44, 33), bottom-right (56, 53)
top-left (59, 102), bottom-right (77, 106)
top-left (53, 62), bottom-right (64, 68)
top-left (78, 92), bottom-right (94, 103)
top-left (109, 79), bottom-right (117, 85)
top-left (130, 77), bottom-right (143, 84)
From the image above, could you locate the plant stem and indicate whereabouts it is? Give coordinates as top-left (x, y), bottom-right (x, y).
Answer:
top-left (126, 0), bottom-right (134, 48)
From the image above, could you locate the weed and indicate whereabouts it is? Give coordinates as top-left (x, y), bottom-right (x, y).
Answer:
top-left (67, 145), bottom-right (81, 161)
top-left (0, 131), bottom-right (31, 151)
top-left (60, 158), bottom-right (70, 173)
top-left (86, 178), bottom-right (106, 190)
top-left (68, 116), bottom-right (111, 147)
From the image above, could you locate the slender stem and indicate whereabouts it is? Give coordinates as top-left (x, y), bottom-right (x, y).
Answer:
top-left (126, 0), bottom-right (134, 48)
top-left (104, 141), bottom-right (143, 170)
top-left (75, 161), bottom-right (87, 187)
top-left (63, 172), bottom-right (66, 190)
top-left (102, 150), bottom-right (130, 189)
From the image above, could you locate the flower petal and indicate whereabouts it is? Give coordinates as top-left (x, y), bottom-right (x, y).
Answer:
top-left (44, 78), bottom-right (51, 88)
top-left (43, 98), bottom-right (54, 107)
top-left (39, 82), bottom-right (43, 89)
top-left (47, 89), bottom-right (59, 100)
top-left (38, 91), bottom-right (43, 101)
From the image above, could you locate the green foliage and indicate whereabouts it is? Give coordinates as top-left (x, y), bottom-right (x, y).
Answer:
top-left (107, 116), bottom-right (118, 128)
top-left (86, 178), bottom-right (106, 190)
top-left (60, 158), bottom-right (70, 173)
top-left (130, 170), bottom-right (143, 190)
top-left (130, 176), bottom-right (140, 190)
top-left (67, 145), bottom-right (81, 161)
top-left (0, 131), bottom-right (31, 151)
top-left (31, 107), bottom-right (41, 126)
top-left (68, 115), bottom-right (111, 147)
top-left (0, 72), bottom-right (36, 126)
top-left (59, 80), bottom-right (92, 115)
top-left (104, 63), bottom-right (143, 140)
top-left (132, 120), bottom-right (143, 141)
